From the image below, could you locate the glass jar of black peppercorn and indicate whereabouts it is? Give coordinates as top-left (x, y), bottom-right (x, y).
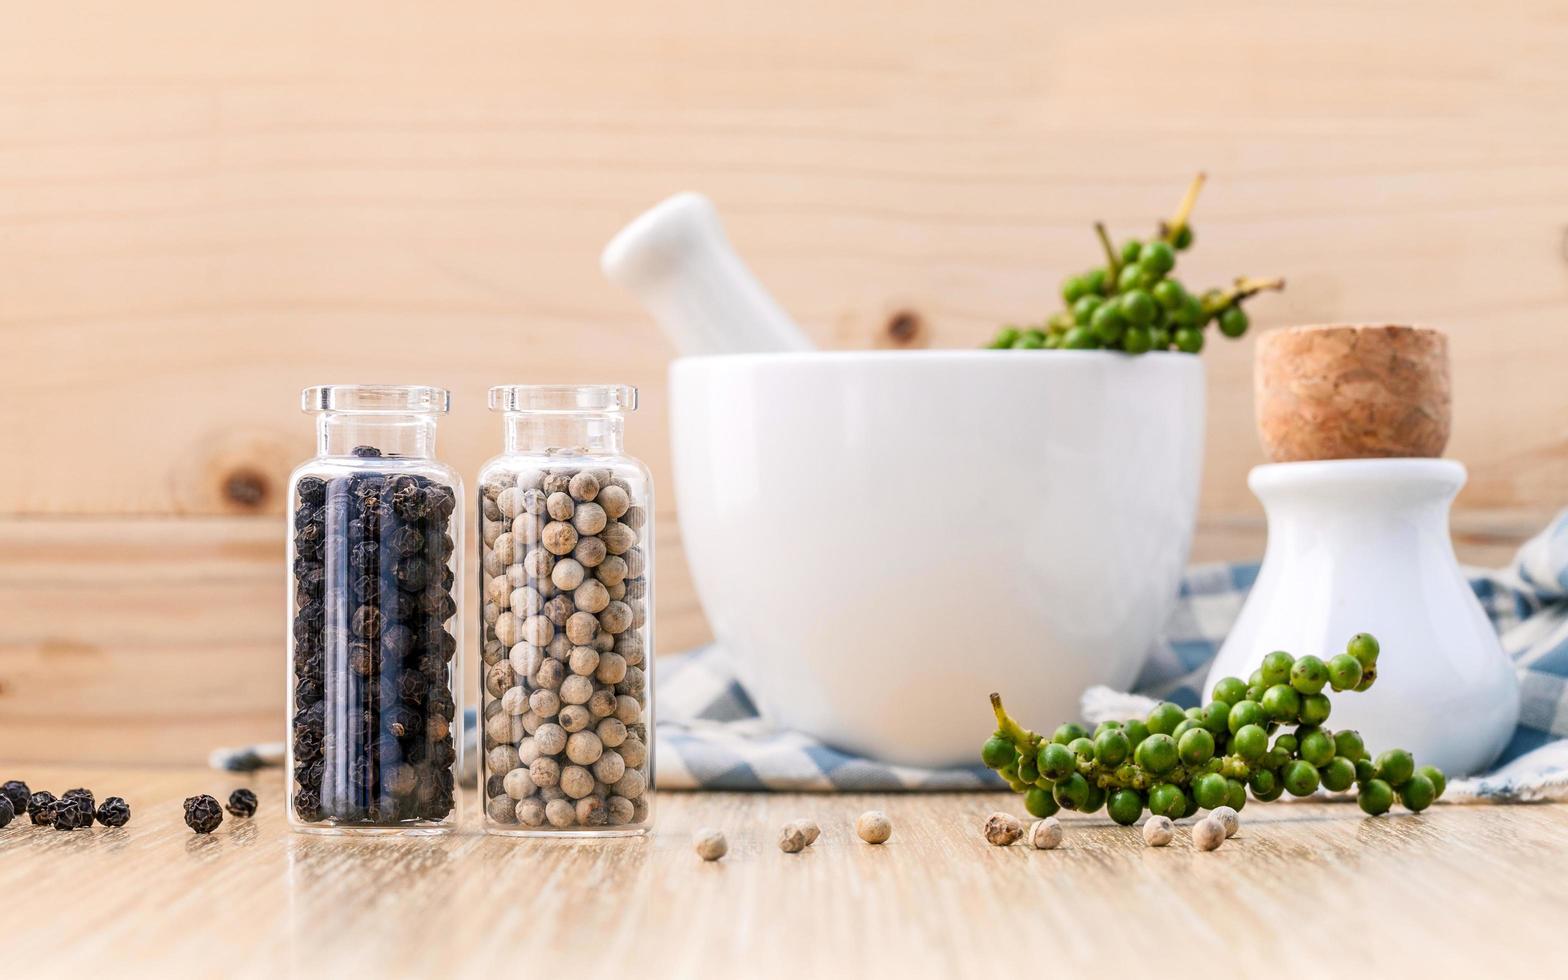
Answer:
top-left (287, 385), bottom-right (463, 835)
top-left (478, 385), bottom-right (653, 836)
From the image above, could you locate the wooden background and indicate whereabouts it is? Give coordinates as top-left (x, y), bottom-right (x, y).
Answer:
top-left (3, 1), bottom-right (1566, 764)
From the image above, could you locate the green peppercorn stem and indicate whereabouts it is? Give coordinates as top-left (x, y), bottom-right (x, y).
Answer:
top-left (981, 633), bottom-right (1445, 825)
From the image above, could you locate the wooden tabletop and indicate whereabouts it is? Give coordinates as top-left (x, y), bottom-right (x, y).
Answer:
top-left (4, 766), bottom-right (1564, 977)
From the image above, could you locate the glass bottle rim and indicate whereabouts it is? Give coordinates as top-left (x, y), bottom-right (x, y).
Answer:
top-left (487, 384), bottom-right (638, 414)
top-left (301, 384), bottom-right (451, 415)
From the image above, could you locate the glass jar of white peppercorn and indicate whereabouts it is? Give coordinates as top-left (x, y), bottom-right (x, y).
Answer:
top-left (287, 385), bottom-right (464, 835)
top-left (478, 384), bottom-right (653, 836)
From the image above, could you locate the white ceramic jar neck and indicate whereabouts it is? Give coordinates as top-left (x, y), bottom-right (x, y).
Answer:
top-left (316, 413), bottom-right (438, 458)
top-left (1250, 459), bottom-right (1465, 560)
top-left (502, 412), bottom-right (624, 455)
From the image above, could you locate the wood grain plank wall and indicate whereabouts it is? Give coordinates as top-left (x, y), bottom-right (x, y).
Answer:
top-left (3, 0), bottom-right (1566, 762)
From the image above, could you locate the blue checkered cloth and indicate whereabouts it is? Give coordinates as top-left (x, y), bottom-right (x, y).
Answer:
top-left (655, 510), bottom-right (1568, 798)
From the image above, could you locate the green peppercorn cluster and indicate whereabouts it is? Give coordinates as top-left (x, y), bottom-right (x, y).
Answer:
top-left (981, 633), bottom-right (1446, 824)
top-left (986, 174), bottom-right (1284, 354)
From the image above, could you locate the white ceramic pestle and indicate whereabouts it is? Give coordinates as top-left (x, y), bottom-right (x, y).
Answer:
top-left (600, 193), bottom-right (816, 355)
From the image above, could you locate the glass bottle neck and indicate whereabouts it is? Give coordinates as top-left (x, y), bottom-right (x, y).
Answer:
top-left (317, 413), bottom-right (438, 458)
top-left (503, 412), bottom-right (624, 455)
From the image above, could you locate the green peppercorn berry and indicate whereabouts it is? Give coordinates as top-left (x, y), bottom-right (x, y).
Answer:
top-left (1354, 664), bottom-right (1378, 691)
top-left (1090, 303), bottom-right (1127, 344)
top-left (1122, 720), bottom-right (1150, 748)
top-left (1217, 305), bottom-right (1249, 338)
top-left (1069, 737), bottom-right (1097, 763)
top-left (1418, 765), bottom-right (1447, 800)
top-left (1178, 727), bottom-right (1216, 767)
top-left (1148, 326), bottom-right (1172, 350)
top-left (1171, 293), bottom-right (1202, 330)
top-left (1320, 756), bottom-right (1357, 793)
top-left (1359, 778), bottom-right (1394, 816)
top-left (1173, 327), bottom-right (1204, 354)
top-left (1212, 676), bottom-right (1249, 707)
top-left (1273, 733), bottom-right (1299, 757)
top-left (990, 326), bottom-right (1021, 349)
top-left (1184, 706), bottom-right (1204, 721)
top-left (1232, 724), bottom-right (1269, 761)
top-left (1015, 330), bottom-right (1046, 350)
top-left (1325, 653), bottom-right (1362, 692)
top-left (1250, 767), bottom-right (1282, 801)
top-left (1347, 632), bottom-right (1380, 668)
top-left (1120, 240), bottom-right (1143, 264)
top-left (1398, 773), bottom-right (1436, 812)
top-left (1333, 729), bottom-right (1367, 761)
top-left (1042, 332), bottom-right (1063, 349)
top-left (1376, 749), bottom-right (1415, 787)
top-left (1226, 700), bottom-right (1265, 734)
top-left (1053, 722), bottom-right (1090, 745)
top-left (1093, 720), bottom-right (1123, 735)
top-left (1136, 733), bottom-right (1179, 774)
top-left (1120, 289), bottom-right (1157, 327)
top-left (1287, 655), bottom-right (1328, 695)
top-left (1081, 783), bottom-right (1107, 814)
top-left (1063, 326), bottom-right (1098, 350)
top-left (1095, 728), bottom-right (1131, 767)
top-left (1171, 718), bottom-right (1200, 740)
top-left (1354, 758), bottom-right (1376, 784)
top-left (1107, 788), bottom-right (1143, 826)
top-left (1072, 295), bottom-right (1104, 326)
top-left (1116, 263), bottom-right (1144, 291)
top-left (1147, 782), bottom-right (1185, 819)
top-left (1298, 693), bottom-right (1332, 726)
top-left (1189, 771), bottom-right (1225, 810)
top-left (999, 762), bottom-right (1018, 780)
top-left (1025, 786), bottom-right (1060, 819)
top-left (1225, 778), bottom-right (1247, 812)
top-left (1298, 728), bottom-right (1336, 767)
top-left (1086, 268), bottom-right (1108, 295)
top-left (1283, 759), bottom-right (1321, 797)
top-left (1199, 288), bottom-right (1228, 317)
top-left (1260, 650), bottom-right (1295, 686)
top-left (1017, 757), bottom-right (1041, 783)
top-left (1005, 776), bottom-right (1028, 793)
top-left (1052, 772), bottom-right (1091, 811)
top-left (1121, 326), bottom-right (1152, 355)
top-left (1146, 701), bottom-right (1186, 736)
top-left (1140, 241), bottom-right (1176, 277)
top-left (1172, 225), bottom-right (1194, 250)
top-left (1039, 742), bottom-right (1075, 780)
top-left (1062, 275), bottom-right (1091, 304)
top-left (1198, 701), bottom-right (1231, 736)
top-left (981, 735), bottom-right (1017, 769)
top-left (1261, 684), bottom-right (1301, 722)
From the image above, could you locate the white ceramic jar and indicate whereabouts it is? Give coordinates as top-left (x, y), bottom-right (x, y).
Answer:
top-left (1205, 458), bottom-right (1518, 776)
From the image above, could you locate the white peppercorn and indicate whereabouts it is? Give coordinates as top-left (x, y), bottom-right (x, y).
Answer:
top-left (1193, 817), bottom-right (1227, 852)
top-left (484, 663), bottom-right (516, 699)
top-left (611, 768), bottom-right (646, 800)
top-left (521, 615), bottom-right (555, 647)
top-left (598, 602), bottom-right (633, 636)
top-left (623, 547), bottom-right (646, 579)
top-left (485, 711), bottom-right (523, 744)
top-left (560, 765), bottom-right (595, 799)
top-left (483, 521), bottom-right (507, 548)
top-left (1142, 815), bottom-right (1175, 847)
top-left (592, 749), bottom-right (625, 785)
top-left (565, 730), bottom-right (604, 766)
top-left (487, 745), bottom-right (520, 776)
top-left (501, 685), bottom-right (530, 715)
top-left (618, 665), bottom-right (646, 698)
top-left (534, 723), bottom-right (568, 756)
top-left (523, 548), bottom-right (555, 579)
top-left (534, 657), bottom-right (566, 691)
top-left (558, 704), bottom-right (591, 733)
top-left (598, 484), bottom-right (630, 520)
top-left (483, 494), bottom-right (501, 521)
top-left (1209, 805), bottom-right (1240, 839)
top-left (594, 652), bottom-right (627, 685)
top-left (551, 558), bottom-right (586, 591)
top-left (618, 735), bottom-right (647, 770)
top-left (486, 575), bottom-right (512, 608)
top-left (521, 487), bottom-right (547, 514)
top-left (517, 736), bottom-right (543, 766)
top-left (541, 521), bottom-right (578, 556)
top-left (513, 513), bottom-right (543, 544)
top-left (529, 688), bottom-right (561, 718)
top-left (574, 579), bottom-right (610, 615)
top-left (539, 785), bottom-right (566, 803)
top-left (1027, 817), bottom-right (1063, 850)
top-left (547, 633), bottom-right (572, 660)
top-left (983, 812), bottom-right (1023, 846)
top-left (607, 581), bottom-right (627, 601)
top-left (606, 795), bottom-right (635, 825)
top-left (568, 645), bottom-right (600, 677)
top-left (622, 504), bottom-right (647, 530)
top-left (516, 798), bottom-right (546, 827)
top-left (616, 634), bottom-right (644, 667)
top-left (545, 491), bottom-right (575, 521)
top-left (778, 824), bottom-right (809, 853)
top-left (568, 470), bottom-right (600, 501)
top-left (565, 611), bottom-right (599, 646)
top-left (542, 595), bottom-right (574, 627)
top-left (587, 688), bottom-right (618, 719)
top-left (596, 717), bottom-right (627, 747)
top-left (545, 798), bottom-right (576, 828)
top-left (573, 535), bottom-right (607, 568)
top-left (503, 767), bottom-right (537, 800)
top-left (510, 586), bottom-right (544, 616)
top-left (529, 756), bottom-right (561, 789)
top-left (560, 673), bottom-right (594, 705)
top-left (593, 630), bottom-right (616, 653)
top-left (575, 796), bottom-right (608, 826)
top-left (600, 522), bottom-right (636, 555)
top-left (596, 555), bottom-right (628, 587)
top-left (495, 486), bottom-right (526, 519)
top-left (510, 644), bottom-right (543, 679)
top-left (572, 502), bottom-right (608, 536)
top-left (856, 810), bottom-right (893, 844)
top-left (494, 612), bottom-right (521, 647)
top-left (483, 547), bottom-right (505, 577)
top-left (693, 828), bottom-right (727, 861)
top-left (487, 795), bottom-right (518, 824)
top-left (794, 819), bottom-right (821, 845)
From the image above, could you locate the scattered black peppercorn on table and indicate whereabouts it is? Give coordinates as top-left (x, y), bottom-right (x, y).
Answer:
top-left (1, 766), bottom-right (1564, 977)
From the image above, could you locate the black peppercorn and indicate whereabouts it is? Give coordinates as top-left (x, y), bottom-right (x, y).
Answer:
top-left (380, 624), bottom-right (416, 660)
top-left (27, 790), bottom-right (56, 825)
top-left (294, 789), bottom-right (322, 821)
top-left (183, 795), bottom-right (223, 834)
top-left (294, 728), bottom-right (323, 762)
top-left (389, 525), bottom-right (424, 558)
top-left (96, 796), bottom-right (131, 828)
top-left (393, 556), bottom-right (429, 592)
top-left (0, 796), bottom-right (13, 829)
top-left (61, 788), bottom-right (96, 826)
top-left (385, 705), bottom-right (422, 739)
top-left (351, 605), bottom-right (384, 638)
top-left (226, 788), bottom-right (258, 818)
top-left (426, 688), bottom-right (456, 720)
top-left (297, 475), bottom-right (327, 504)
top-left (1, 779), bottom-right (28, 816)
top-left (351, 445), bottom-right (382, 458)
top-left (48, 796), bottom-right (94, 831)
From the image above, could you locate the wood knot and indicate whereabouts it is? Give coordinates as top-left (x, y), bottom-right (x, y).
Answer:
top-left (222, 468), bottom-right (271, 510)
top-left (884, 310), bottom-right (923, 346)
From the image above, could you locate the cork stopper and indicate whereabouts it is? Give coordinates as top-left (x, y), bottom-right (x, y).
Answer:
top-left (1255, 324), bottom-right (1450, 462)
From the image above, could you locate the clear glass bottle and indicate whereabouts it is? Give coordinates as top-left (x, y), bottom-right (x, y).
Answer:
top-left (286, 385), bottom-right (463, 835)
top-left (478, 384), bottom-right (653, 836)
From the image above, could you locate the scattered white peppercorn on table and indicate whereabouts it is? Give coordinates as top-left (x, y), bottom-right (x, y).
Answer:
top-left (3, 766), bottom-right (1566, 977)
